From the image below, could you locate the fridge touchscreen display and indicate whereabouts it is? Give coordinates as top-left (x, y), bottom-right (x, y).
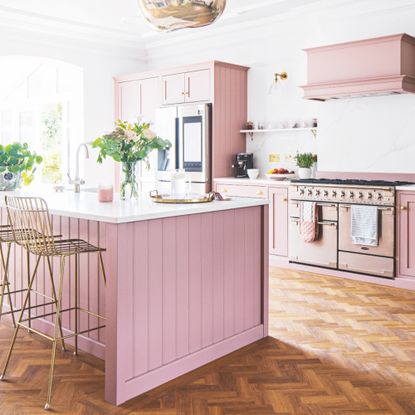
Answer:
top-left (183, 121), bottom-right (202, 162)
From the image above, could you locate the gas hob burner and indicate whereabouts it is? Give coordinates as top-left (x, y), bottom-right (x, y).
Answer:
top-left (291, 178), bottom-right (415, 187)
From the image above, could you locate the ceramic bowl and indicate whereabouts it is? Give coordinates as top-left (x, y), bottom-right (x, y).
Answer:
top-left (247, 169), bottom-right (259, 180)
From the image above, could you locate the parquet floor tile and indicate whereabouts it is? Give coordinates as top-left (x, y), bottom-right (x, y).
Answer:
top-left (0, 268), bottom-right (414, 414)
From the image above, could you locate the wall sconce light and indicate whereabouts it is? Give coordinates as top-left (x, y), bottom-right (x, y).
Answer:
top-left (269, 71), bottom-right (288, 94)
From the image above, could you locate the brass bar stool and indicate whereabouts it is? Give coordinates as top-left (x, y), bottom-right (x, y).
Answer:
top-left (0, 196), bottom-right (107, 410)
top-left (0, 225), bottom-right (17, 327)
top-left (0, 225), bottom-right (65, 334)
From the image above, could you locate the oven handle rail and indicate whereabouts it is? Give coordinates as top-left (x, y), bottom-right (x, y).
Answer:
top-left (339, 205), bottom-right (394, 212)
top-left (290, 218), bottom-right (337, 228)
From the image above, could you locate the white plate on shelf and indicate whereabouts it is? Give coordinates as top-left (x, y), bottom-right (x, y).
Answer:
top-left (266, 173), bottom-right (297, 181)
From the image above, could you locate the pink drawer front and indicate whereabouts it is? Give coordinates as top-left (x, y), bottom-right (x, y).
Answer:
top-left (338, 251), bottom-right (394, 279)
top-left (216, 184), bottom-right (267, 199)
top-left (290, 201), bottom-right (338, 222)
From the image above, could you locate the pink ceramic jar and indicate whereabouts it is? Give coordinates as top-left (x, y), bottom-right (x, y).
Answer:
top-left (98, 185), bottom-right (113, 203)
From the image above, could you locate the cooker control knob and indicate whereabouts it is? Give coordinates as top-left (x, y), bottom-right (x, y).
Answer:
top-left (315, 190), bottom-right (321, 196)
top-left (324, 190), bottom-right (329, 197)
top-left (300, 189), bottom-right (305, 195)
top-left (340, 191), bottom-right (346, 198)
top-left (377, 193), bottom-right (383, 200)
top-left (358, 192), bottom-right (364, 199)
top-left (332, 190), bottom-right (337, 197)
top-left (308, 189), bottom-right (313, 196)
top-left (368, 193), bottom-right (373, 199)
top-left (349, 191), bottom-right (354, 198)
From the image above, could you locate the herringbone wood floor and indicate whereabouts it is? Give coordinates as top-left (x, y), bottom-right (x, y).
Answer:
top-left (1, 267), bottom-right (415, 414)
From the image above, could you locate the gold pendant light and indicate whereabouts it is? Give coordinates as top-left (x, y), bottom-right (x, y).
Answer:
top-left (138, 0), bottom-right (227, 32)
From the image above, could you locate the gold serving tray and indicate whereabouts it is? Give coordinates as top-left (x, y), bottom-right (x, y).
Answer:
top-left (150, 190), bottom-right (215, 204)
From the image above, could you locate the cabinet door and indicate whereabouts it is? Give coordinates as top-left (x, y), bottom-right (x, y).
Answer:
top-left (185, 69), bottom-right (210, 103)
top-left (397, 192), bottom-right (415, 277)
top-left (162, 73), bottom-right (185, 105)
top-left (269, 187), bottom-right (289, 257)
top-left (139, 77), bottom-right (160, 124)
top-left (118, 81), bottom-right (140, 122)
top-left (138, 77), bottom-right (161, 185)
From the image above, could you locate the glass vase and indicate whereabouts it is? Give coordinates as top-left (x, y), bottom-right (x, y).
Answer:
top-left (120, 162), bottom-right (138, 200)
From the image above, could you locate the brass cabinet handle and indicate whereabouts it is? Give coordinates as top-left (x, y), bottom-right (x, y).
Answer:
top-left (283, 198), bottom-right (288, 202)
top-left (223, 188), bottom-right (228, 192)
top-left (256, 191), bottom-right (264, 196)
top-left (401, 206), bottom-right (408, 211)
top-left (317, 221), bottom-right (337, 228)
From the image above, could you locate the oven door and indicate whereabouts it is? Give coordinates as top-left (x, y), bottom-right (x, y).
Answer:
top-left (289, 218), bottom-right (338, 269)
top-left (338, 204), bottom-right (394, 257)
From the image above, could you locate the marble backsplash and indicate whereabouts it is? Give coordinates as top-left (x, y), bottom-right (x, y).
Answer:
top-left (316, 94), bottom-right (415, 174)
top-left (246, 93), bottom-right (415, 177)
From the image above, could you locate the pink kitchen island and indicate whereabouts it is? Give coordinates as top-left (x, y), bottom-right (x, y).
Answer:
top-left (0, 191), bottom-right (269, 406)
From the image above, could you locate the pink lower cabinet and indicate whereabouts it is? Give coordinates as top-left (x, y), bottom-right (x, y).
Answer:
top-left (269, 187), bottom-right (289, 257)
top-left (105, 206), bottom-right (269, 405)
top-left (397, 192), bottom-right (415, 277)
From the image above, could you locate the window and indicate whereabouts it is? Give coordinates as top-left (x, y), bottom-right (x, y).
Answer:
top-left (0, 57), bottom-right (83, 185)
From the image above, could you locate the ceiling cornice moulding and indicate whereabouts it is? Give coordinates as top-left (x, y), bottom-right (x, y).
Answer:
top-left (0, 25), bottom-right (147, 62)
top-left (0, 5), bottom-right (146, 53)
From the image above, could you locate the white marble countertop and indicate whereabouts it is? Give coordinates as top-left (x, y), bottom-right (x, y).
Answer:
top-left (0, 190), bottom-right (268, 224)
top-left (396, 185), bottom-right (415, 191)
top-left (214, 177), bottom-right (292, 186)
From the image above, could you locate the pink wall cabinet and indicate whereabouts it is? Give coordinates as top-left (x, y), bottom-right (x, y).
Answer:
top-left (162, 69), bottom-right (210, 105)
top-left (115, 76), bottom-right (161, 190)
top-left (185, 69), bottom-right (210, 102)
top-left (116, 77), bottom-right (160, 124)
top-left (139, 77), bottom-right (160, 124)
top-left (269, 187), bottom-right (289, 257)
top-left (117, 81), bottom-right (140, 123)
top-left (162, 73), bottom-right (186, 105)
top-left (115, 61), bottom-right (248, 183)
top-left (397, 192), bottom-right (415, 278)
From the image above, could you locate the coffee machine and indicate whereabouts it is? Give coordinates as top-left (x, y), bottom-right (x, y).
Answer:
top-left (233, 153), bottom-right (254, 178)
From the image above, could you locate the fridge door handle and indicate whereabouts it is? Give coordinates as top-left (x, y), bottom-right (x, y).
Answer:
top-left (175, 115), bottom-right (182, 169)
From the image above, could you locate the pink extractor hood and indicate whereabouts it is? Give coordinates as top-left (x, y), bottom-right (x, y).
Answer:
top-left (301, 33), bottom-right (415, 101)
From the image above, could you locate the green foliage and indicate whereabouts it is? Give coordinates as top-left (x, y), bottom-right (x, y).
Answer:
top-left (41, 104), bottom-right (63, 149)
top-left (0, 142), bottom-right (43, 185)
top-left (42, 151), bottom-right (63, 184)
top-left (294, 152), bottom-right (315, 169)
top-left (92, 120), bottom-right (171, 166)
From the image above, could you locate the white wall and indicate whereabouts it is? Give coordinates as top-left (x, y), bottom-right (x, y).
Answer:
top-left (146, 3), bottom-right (415, 176)
top-left (0, 30), bottom-right (146, 186)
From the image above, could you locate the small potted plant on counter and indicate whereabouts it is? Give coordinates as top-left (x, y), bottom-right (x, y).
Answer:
top-left (92, 119), bottom-right (171, 200)
top-left (0, 142), bottom-right (43, 191)
top-left (295, 152), bottom-right (314, 179)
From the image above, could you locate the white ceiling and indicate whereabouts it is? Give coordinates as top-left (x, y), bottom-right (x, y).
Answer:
top-left (1, 0), bottom-right (415, 52)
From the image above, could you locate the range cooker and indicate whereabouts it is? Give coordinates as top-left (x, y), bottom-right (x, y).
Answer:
top-left (289, 179), bottom-right (413, 279)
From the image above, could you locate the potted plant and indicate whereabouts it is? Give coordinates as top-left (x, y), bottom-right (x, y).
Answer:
top-left (0, 143), bottom-right (43, 191)
top-left (295, 152), bottom-right (314, 179)
top-left (92, 119), bottom-right (171, 200)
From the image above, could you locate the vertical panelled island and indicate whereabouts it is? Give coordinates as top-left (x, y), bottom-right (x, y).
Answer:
top-left (0, 192), bottom-right (269, 405)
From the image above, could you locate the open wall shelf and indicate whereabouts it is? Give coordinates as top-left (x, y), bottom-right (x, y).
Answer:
top-left (241, 127), bottom-right (318, 139)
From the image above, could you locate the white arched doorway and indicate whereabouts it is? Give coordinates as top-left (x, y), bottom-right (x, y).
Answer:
top-left (0, 56), bottom-right (83, 185)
